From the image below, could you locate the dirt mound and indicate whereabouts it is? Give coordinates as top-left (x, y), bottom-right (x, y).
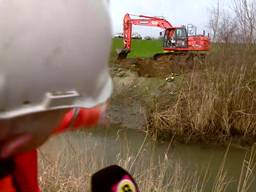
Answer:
top-left (116, 57), bottom-right (194, 78)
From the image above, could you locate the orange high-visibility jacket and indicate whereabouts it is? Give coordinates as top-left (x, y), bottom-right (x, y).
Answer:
top-left (0, 108), bottom-right (101, 192)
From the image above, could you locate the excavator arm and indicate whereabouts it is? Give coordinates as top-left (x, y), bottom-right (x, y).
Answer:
top-left (123, 13), bottom-right (173, 50)
top-left (117, 13), bottom-right (174, 59)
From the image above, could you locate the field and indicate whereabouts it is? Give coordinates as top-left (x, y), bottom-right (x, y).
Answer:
top-left (111, 38), bottom-right (163, 58)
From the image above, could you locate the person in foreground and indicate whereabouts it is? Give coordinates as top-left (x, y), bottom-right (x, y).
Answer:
top-left (0, 0), bottom-right (112, 191)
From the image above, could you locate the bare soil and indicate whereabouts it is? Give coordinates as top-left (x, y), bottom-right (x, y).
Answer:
top-left (115, 57), bottom-right (195, 78)
top-left (108, 60), bottom-right (182, 130)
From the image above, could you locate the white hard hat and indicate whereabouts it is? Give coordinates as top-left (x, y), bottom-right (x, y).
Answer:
top-left (0, 0), bottom-right (112, 119)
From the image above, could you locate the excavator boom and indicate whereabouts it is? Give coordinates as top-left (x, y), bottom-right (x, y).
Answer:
top-left (117, 13), bottom-right (174, 60)
top-left (123, 13), bottom-right (172, 50)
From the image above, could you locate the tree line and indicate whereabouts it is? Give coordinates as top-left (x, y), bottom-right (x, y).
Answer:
top-left (209, 0), bottom-right (256, 43)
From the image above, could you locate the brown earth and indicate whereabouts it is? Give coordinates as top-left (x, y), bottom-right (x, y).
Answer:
top-left (108, 60), bottom-right (182, 130)
top-left (115, 57), bottom-right (197, 78)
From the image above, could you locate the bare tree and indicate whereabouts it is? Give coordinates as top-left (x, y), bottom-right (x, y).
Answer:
top-left (233, 0), bottom-right (256, 43)
top-left (217, 13), bottom-right (238, 43)
top-left (208, 1), bottom-right (238, 43)
top-left (208, 0), bottom-right (256, 43)
top-left (209, 0), bottom-right (220, 42)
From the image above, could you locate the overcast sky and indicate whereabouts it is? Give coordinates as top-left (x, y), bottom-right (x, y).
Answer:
top-left (109, 0), bottom-right (232, 37)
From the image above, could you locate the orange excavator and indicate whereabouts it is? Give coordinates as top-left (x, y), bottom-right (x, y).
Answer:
top-left (117, 13), bottom-right (210, 63)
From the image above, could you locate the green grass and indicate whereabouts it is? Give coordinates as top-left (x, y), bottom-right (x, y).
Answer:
top-left (111, 38), bottom-right (163, 58)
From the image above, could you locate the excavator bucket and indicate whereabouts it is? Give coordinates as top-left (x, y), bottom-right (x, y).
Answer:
top-left (116, 48), bottom-right (130, 60)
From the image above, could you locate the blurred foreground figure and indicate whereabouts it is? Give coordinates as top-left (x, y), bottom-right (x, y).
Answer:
top-left (91, 165), bottom-right (140, 192)
top-left (0, 0), bottom-right (112, 191)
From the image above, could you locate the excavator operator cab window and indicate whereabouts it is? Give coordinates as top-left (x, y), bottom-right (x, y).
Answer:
top-left (164, 28), bottom-right (188, 49)
top-left (175, 28), bottom-right (187, 38)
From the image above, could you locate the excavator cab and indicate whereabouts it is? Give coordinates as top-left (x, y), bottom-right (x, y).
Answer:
top-left (164, 27), bottom-right (188, 49)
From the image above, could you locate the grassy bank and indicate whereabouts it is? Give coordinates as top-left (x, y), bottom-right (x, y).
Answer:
top-left (110, 40), bottom-right (256, 144)
top-left (148, 44), bottom-right (256, 144)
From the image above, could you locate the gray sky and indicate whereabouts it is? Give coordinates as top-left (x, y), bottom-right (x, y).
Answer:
top-left (109, 0), bottom-right (232, 37)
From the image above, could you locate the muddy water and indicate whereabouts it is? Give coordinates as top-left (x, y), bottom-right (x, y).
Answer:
top-left (40, 71), bottom-right (255, 191)
top-left (41, 126), bottom-right (256, 192)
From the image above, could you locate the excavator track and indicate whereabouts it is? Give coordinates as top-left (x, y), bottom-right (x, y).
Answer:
top-left (153, 51), bottom-right (206, 67)
top-left (115, 52), bottom-right (207, 78)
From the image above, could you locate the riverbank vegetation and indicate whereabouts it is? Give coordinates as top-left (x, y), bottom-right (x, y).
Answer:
top-left (148, 0), bottom-right (256, 144)
top-left (148, 44), bottom-right (256, 144)
top-left (111, 40), bottom-right (256, 144)
top-left (39, 133), bottom-right (256, 192)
